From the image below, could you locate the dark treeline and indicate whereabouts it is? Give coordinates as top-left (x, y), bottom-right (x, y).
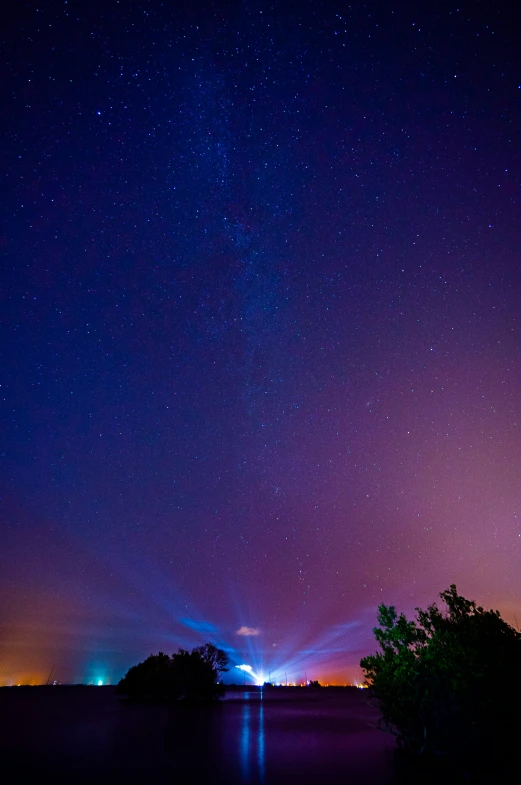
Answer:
top-left (116, 643), bottom-right (229, 701)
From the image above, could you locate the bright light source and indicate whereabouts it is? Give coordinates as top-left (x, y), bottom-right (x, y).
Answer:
top-left (236, 664), bottom-right (265, 685)
top-left (98, 680), bottom-right (103, 686)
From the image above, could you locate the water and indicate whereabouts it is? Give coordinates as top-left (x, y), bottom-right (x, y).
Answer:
top-left (0, 686), bottom-right (398, 784)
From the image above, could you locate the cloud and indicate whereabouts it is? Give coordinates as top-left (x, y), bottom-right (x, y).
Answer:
top-left (236, 626), bottom-right (261, 637)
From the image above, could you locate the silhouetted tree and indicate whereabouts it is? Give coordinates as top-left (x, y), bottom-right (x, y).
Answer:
top-left (117, 643), bottom-right (229, 701)
top-left (361, 585), bottom-right (521, 779)
top-left (116, 652), bottom-right (173, 699)
top-left (193, 643), bottom-right (229, 677)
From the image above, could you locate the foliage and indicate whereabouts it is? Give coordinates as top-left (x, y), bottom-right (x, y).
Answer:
top-left (308, 680), bottom-right (322, 688)
top-left (117, 642), bottom-right (229, 701)
top-left (360, 585), bottom-right (521, 775)
top-left (193, 642), bottom-right (229, 676)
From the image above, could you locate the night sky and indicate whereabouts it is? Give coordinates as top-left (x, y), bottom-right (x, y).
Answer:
top-left (2, 0), bottom-right (521, 686)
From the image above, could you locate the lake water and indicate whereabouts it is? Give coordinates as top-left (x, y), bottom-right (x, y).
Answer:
top-left (0, 686), bottom-right (399, 784)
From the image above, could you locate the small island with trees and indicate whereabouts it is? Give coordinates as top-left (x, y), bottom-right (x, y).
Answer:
top-left (116, 643), bottom-right (229, 701)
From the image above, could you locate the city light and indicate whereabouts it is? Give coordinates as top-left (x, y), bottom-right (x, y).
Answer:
top-left (235, 664), bottom-right (265, 686)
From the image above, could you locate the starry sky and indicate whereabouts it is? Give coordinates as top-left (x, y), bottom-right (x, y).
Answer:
top-left (2, 0), bottom-right (521, 686)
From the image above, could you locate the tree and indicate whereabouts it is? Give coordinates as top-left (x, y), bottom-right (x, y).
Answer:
top-left (117, 643), bottom-right (229, 701)
top-left (193, 643), bottom-right (229, 677)
top-left (360, 585), bottom-right (521, 777)
top-left (116, 652), bottom-right (173, 699)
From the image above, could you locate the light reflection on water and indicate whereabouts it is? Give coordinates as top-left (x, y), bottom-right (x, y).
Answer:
top-left (241, 692), bottom-right (250, 780)
top-left (258, 690), bottom-right (265, 783)
top-left (240, 690), bottom-right (265, 783)
top-left (0, 686), bottom-right (398, 785)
